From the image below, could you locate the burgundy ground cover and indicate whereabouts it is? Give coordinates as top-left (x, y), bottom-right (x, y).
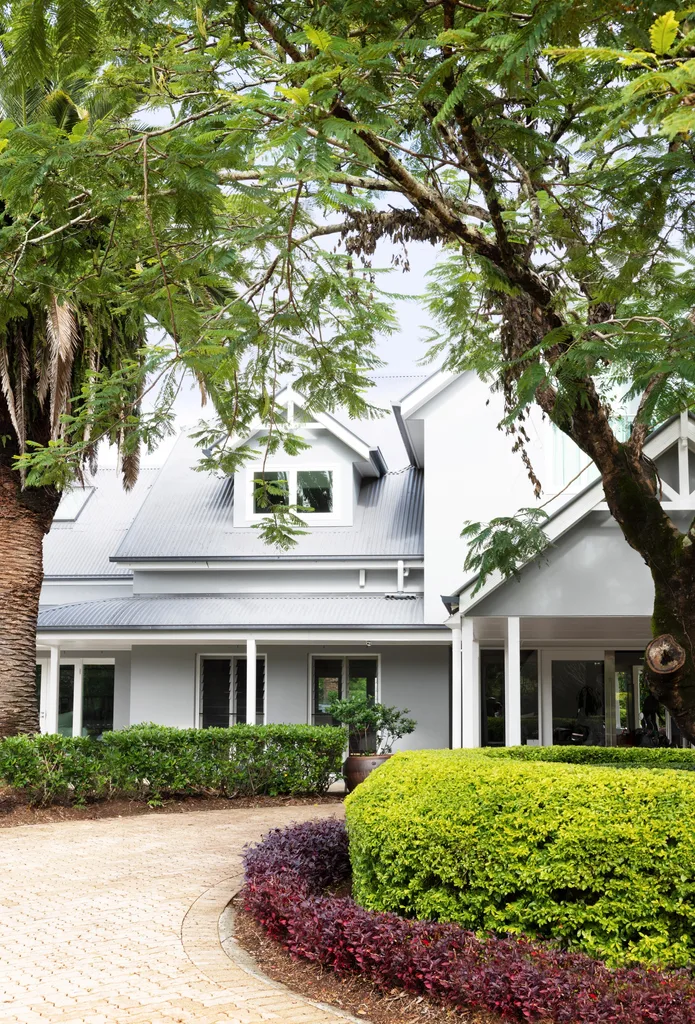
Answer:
top-left (242, 818), bottom-right (695, 1023)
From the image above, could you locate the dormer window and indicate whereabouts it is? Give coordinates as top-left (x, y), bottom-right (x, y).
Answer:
top-left (253, 471), bottom-right (289, 513)
top-left (248, 465), bottom-right (338, 521)
top-left (297, 470), bottom-right (333, 513)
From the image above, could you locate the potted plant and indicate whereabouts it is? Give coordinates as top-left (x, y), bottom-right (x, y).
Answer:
top-left (328, 694), bottom-right (416, 791)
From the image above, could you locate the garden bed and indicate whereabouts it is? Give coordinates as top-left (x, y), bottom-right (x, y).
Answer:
top-left (0, 788), bottom-right (343, 828)
top-left (242, 818), bottom-right (695, 1024)
top-left (233, 898), bottom-right (488, 1024)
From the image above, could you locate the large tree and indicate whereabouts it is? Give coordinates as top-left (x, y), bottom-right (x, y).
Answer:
top-left (0, 0), bottom-right (386, 734)
top-left (8, 0), bottom-right (695, 739)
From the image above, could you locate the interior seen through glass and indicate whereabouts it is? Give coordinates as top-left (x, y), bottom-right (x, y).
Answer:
top-left (312, 658), bottom-right (377, 738)
top-left (200, 657), bottom-right (266, 727)
top-left (54, 664), bottom-right (114, 738)
top-left (297, 470), bottom-right (333, 513)
top-left (481, 649), bottom-right (681, 748)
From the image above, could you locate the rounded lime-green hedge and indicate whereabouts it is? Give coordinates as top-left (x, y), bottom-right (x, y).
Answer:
top-left (345, 749), bottom-right (695, 967)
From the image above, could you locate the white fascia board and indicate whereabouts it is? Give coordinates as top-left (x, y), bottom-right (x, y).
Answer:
top-left (399, 369), bottom-right (464, 419)
top-left (310, 410), bottom-right (374, 463)
top-left (37, 628), bottom-right (450, 647)
top-left (120, 559), bottom-right (424, 571)
top-left (455, 414), bottom-right (688, 615)
top-left (226, 391), bottom-right (382, 472)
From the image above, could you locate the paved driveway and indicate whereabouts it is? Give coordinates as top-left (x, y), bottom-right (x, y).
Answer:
top-left (0, 804), bottom-right (345, 1023)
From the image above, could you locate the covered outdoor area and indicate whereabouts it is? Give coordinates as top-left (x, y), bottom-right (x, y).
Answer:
top-left (35, 624), bottom-right (451, 748)
top-left (450, 613), bottom-right (686, 750)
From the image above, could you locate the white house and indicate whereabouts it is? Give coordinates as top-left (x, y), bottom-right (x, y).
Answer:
top-left (35, 370), bottom-right (687, 750)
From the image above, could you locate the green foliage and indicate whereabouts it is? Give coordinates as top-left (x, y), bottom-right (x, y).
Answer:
top-left (0, 723), bottom-right (345, 804)
top-left (488, 744), bottom-right (695, 770)
top-left (346, 749), bottom-right (695, 967)
top-left (327, 694), bottom-right (416, 754)
top-left (3, 0), bottom-right (695, 566)
top-left (461, 508), bottom-right (549, 593)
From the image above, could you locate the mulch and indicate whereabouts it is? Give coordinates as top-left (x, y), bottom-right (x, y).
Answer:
top-left (232, 898), bottom-right (496, 1024)
top-left (0, 789), bottom-right (344, 828)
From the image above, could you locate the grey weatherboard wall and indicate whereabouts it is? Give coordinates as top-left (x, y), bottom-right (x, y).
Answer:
top-left (128, 644), bottom-right (450, 749)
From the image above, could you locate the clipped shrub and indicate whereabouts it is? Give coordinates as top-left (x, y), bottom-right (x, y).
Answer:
top-left (0, 733), bottom-right (111, 804)
top-left (345, 749), bottom-right (695, 967)
top-left (488, 744), bottom-right (695, 771)
top-left (0, 723), bottom-right (344, 804)
top-left (243, 819), bottom-right (695, 1024)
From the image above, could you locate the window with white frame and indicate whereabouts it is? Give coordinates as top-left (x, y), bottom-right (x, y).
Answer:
top-left (250, 467), bottom-right (334, 517)
top-left (198, 655), bottom-right (266, 727)
top-left (310, 656), bottom-right (378, 726)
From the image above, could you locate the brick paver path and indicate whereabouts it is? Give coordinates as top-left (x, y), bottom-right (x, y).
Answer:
top-left (0, 804), bottom-right (347, 1023)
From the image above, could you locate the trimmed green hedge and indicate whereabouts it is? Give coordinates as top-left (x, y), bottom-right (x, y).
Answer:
top-left (345, 749), bottom-right (695, 967)
top-left (0, 723), bottom-right (345, 805)
top-left (489, 744), bottom-right (695, 770)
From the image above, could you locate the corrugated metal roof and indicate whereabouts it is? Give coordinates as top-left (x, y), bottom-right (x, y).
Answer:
top-left (113, 434), bottom-right (423, 562)
top-left (43, 469), bottom-right (160, 578)
top-left (37, 593), bottom-right (430, 630)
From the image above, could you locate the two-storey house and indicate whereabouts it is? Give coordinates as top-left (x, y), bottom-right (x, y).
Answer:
top-left (36, 369), bottom-right (688, 750)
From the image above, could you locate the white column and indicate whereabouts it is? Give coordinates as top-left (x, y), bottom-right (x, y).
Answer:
top-left (72, 661), bottom-right (84, 738)
top-left (505, 617), bottom-right (522, 747)
top-left (245, 637), bottom-right (257, 726)
top-left (44, 646), bottom-right (60, 735)
top-left (679, 409), bottom-right (690, 497)
top-left (451, 623), bottom-right (463, 748)
top-left (461, 617), bottom-right (480, 747)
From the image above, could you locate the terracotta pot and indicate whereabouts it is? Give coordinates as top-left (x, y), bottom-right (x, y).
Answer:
top-left (343, 753), bottom-right (392, 793)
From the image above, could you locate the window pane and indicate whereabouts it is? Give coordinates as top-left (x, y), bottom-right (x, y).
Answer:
top-left (313, 658), bottom-right (343, 725)
top-left (347, 659), bottom-right (377, 701)
top-left (520, 650), bottom-right (539, 744)
top-left (201, 658), bottom-right (231, 728)
top-left (58, 665), bottom-right (74, 737)
top-left (253, 471), bottom-right (289, 513)
top-left (235, 658), bottom-right (266, 725)
top-left (82, 665), bottom-right (114, 738)
top-left (480, 651), bottom-right (505, 747)
top-left (35, 664), bottom-right (42, 707)
top-left (552, 660), bottom-right (604, 746)
top-left (615, 651), bottom-right (678, 747)
top-left (297, 470), bottom-right (333, 513)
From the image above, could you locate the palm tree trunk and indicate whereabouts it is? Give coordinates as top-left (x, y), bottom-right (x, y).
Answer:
top-left (0, 467), bottom-right (59, 737)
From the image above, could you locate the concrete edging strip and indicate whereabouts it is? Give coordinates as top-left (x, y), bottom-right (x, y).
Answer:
top-left (181, 870), bottom-right (368, 1023)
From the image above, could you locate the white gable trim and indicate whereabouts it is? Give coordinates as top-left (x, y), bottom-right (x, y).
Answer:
top-left (398, 368), bottom-right (464, 419)
top-left (454, 414), bottom-right (694, 615)
top-left (228, 386), bottom-right (386, 475)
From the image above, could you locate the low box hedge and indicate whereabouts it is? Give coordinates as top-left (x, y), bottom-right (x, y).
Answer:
top-left (243, 819), bottom-right (695, 1024)
top-left (345, 749), bottom-right (695, 967)
top-left (489, 744), bottom-right (695, 770)
top-left (0, 723), bottom-right (345, 804)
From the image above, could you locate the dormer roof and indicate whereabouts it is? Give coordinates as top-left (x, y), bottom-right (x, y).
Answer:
top-left (111, 433), bottom-right (423, 563)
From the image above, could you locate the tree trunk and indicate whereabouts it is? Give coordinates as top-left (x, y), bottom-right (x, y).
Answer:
top-left (645, 586), bottom-right (695, 746)
top-left (0, 467), bottom-right (60, 738)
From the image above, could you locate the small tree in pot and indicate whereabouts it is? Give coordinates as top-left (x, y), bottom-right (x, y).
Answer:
top-left (329, 695), bottom-right (416, 791)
